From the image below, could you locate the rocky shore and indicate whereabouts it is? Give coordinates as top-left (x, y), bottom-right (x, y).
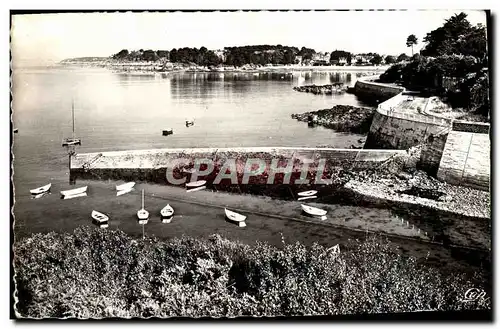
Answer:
top-left (291, 105), bottom-right (376, 134)
top-left (293, 83), bottom-right (346, 95)
top-left (343, 146), bottom-right (491, 220)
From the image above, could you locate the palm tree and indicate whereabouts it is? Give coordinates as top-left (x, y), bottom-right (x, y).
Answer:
top-left (406, 34), bottom-right (418, 56)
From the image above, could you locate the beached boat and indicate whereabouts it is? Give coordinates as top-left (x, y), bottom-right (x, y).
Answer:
top-left (225, 208), bottom-right (247, 227)
top-left (162, 128), bottom-right (173, 136)
top-left (60, 186), bottom-right (88, 198)
top-left (137, 189), bottom-right (149, 224)
top-left (116, 188), bottom-right (133, 196)
top-left (297, 195), bottom-right (317, 201)
top-left (297, 190), bottom-right (317, 197)
top-left (63, 192), bottom-right (87, 200)
top-left (62, 101), bottom-right (81, 146)
top-left (160, 204), bottom-right (174, 223)
top-left (186, 180), bottom-right (206, 188)
top-left (91, 210), bottom-right (109, 228)
top-left (30, 183), bottom-right (51, 195)
top-left (116, 182), bottom-right (135, 191)
top-left (301, 204), bottom-right (327, 220)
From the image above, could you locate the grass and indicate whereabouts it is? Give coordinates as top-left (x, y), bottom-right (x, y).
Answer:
top-left (13, 226), bottom-right (490, 318)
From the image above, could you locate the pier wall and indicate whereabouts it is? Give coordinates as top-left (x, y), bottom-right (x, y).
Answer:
top-left (70, 147), bottom-right (405, 185)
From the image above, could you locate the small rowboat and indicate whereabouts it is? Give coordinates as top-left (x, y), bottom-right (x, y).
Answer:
top-left (301, 204), bottom-right (327, 220)
top-left (13, 128), bottom-right (18, 133)
top-left (162, 128), bottom-right (174, 136)
top-left (137, 189), bottom-right (149, 224)
top-left (30, 183), bottom-right (51, 195)
top-left (116, 182), bottom-right (135, 191)
top-left (298, 190), bottom-right (317, 197)
top-left (160, 204), bottom-right (174, 223)
top-left (225, 208), bottom-right (247, 227)
top-left (186, 186), bottom-right (206, 193)
top-left (185, 119), bottom-right (195, 127)
top-left (91, 210), bottom-right (109, 228)
top-left (186, 180), bottom-right (206, 188)
top-left (297, 195), bottom-right (317, 201)
top-left (63, 192), bottom-right (87, 200)
top-left (60, 186), bottom-right (88, 198)
top-left (116, 188), bottom-right (133, 196)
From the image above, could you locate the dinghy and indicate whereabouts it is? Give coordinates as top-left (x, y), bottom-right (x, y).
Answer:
top-left (137, 189), bottom-right (149, 224)
top-left (225, 208), bottom-right (247, 227)
top-left (298, 195), bottom-right (317, 201)
top-left (116, 182), bottom-right (135, 191)
top-left (62, 192), bottom-right (87, 200)
top-left (186, 186), bottom-right (206, 193)
top-left (186, 180), bottom-right (206, 188)
top-left (91, 210), bottom-right (109, 228)
top-left (301, 204), bottom-right (327, 220)
top-left (116, 188), bottom-right (133, 196)
top-left (60, 186), bottom-right (88, 198)
top-left (162, 128), bottom-right (174, 136)
top-left (185, 119), bottom-right (195, 127)
top-left (160, 204), bottom-right (174, 223)
top-left (30, 183), bottom-right (51, 195)
top-left (298, 190), bottom-right (317, 197)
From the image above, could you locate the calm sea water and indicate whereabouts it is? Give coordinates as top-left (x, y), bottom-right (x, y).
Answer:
top-left (12, 66), bottom-right (371, 191)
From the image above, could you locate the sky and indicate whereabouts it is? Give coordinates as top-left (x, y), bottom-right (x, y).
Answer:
top-left (11, 10), bottom-right (488, 66)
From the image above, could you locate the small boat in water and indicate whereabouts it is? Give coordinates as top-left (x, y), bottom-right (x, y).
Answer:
top-left (91, 210), bottom-right (109, 228)
top-left (13, 128), bottom-right (18, 133)
top-left (186, 180), bottom-right (206, 188)
top-left (116, 182), bottom-right (135, 191)
top-left (298, 190), bottom-right (318, 197)
top-left (137, 189), bottom-right (149, 224)
top-left (162, 128), bottom-right (174, 136)
top-left (185, 119), bottom-right (195, 127)
top-left (30, 183), bottom-right (51, 195)
top-left (298, 195), bottom-right (317, 201)
top-left (116, 188), bottom-right (133, 196)
top-left (301, 204), bottom-right (327, 220)
top-left (63, 192), bottom-right (87, 200)
top-left (225, 208), bottom-right (247, 227)
top-left (62, 101), bottom-right (81, 146)
top-left (60, 186), bottom-right (88, 198)
top-left (160, 204), bottom-right (174, 223)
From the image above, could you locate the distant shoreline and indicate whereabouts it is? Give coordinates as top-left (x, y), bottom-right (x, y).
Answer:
top-left (56, 60), bottom-right (390, 75)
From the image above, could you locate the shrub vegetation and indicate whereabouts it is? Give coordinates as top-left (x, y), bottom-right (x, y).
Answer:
top-left (14, 226), bottom-right (490, 318)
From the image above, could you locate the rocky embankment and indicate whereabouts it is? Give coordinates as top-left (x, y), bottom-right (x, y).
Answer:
top-left (293, 83), bottom-right (346, 95)
top-left (291, 105), bottom-right (376, 134)
top-left (344, 146), bottom-right (491, 220)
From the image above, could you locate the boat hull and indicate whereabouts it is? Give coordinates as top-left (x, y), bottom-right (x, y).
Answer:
top-left (116, 182), bottom-right (135, 191)
top-left (225, 208), bottom-right (247, 227)
top-left (162, 129), bottom-right (174, 136)
top-left (30, 183), bottom-right (51, 195)
top-left (60, 186), bottom-right (88, 197)
top-left (301, 204), bottom-right (327, 218)
top-left (116, 188), bottom-right (133, 196)
top-left (62, 192), bottom-right (87, 200)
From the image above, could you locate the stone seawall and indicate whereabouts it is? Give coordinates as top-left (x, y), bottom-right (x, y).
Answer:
top-left (70, 147), bottom-right (405, 185)
top-left (354, 76), bottom-right (405, 102)
top-left (437, 124), bottom-right (490, 191)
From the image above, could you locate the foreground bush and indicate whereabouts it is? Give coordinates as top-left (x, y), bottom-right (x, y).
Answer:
top-left (14, 226), bottom-right (490, 318)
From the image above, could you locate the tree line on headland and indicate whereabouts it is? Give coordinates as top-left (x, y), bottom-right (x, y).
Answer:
top-left (380, 12), bottom-right (489, 118)
top-left (111, 45), bottom-right (407, 67)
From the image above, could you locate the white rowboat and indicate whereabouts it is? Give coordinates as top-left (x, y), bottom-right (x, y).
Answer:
top-left (297, 196), bottom-right (317, 201)
top-left (225, 208), bottom-right (247, 227)
top-left (30, 183), bottom-right (51, 195)
top-left (186, 186), bottom-right (206, 193)
top-left (60, 186), bottom-right (88, 197)
top-left (116, 188), bottom-right (133, 196)
top-left (301, 204), bottom-right (327, 220)
top-left (186, 180), bottom-right (206, 188)
top-left (62, 192), bottom-right (87, 200)
top-left (92, 210), bottom-right (109, 228)
top-left (116, 182), bottom-right (135, 191)
top-left (160, 204), bottom-right (174, 223)
top-left (297, 190), bottom-right (317, 197)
